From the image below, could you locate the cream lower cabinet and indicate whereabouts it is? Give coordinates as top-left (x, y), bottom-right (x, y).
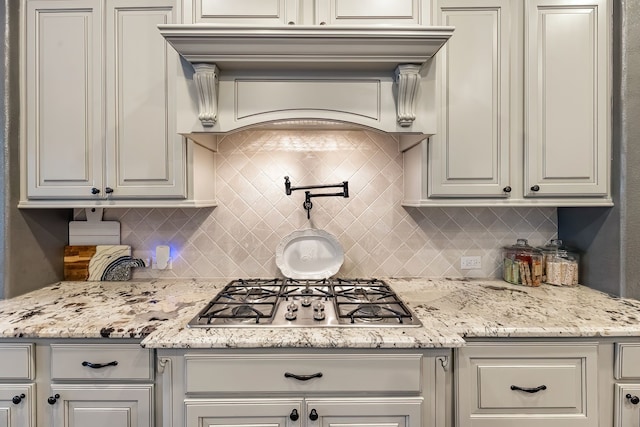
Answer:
top-left (615, 343), bottom-right (640, 427)
top-left (45, 343), bottom-right (154, 427)
top-left (185, 398), bottom-right (421, 427)
top-left (158, 350), bottom-right (451, 427)
top-left (184, 0), bottom-right (430, 25)
top-left (456, 341), bottom-right (599, 427)
top-left (0, 343), bottom-right (36, 427)
top-left (21, 0), bottom-right (216, 208)
top-left (403, 0), bottom-right (611, 207)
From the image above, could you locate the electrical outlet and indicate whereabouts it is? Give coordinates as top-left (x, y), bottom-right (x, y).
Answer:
top-left (461, 256), bottom-right (482, 270)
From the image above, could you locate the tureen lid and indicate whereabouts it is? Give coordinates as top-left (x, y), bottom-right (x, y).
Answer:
top-left (275, 229), bottom-right (344, 280)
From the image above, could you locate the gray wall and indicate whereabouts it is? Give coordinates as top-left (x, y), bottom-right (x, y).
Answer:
top-left (559, 0), bottom-right (640, 299)
top-left (0, 0), bottom-right (70, 299)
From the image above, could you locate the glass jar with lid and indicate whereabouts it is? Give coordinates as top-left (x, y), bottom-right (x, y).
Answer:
top-left (502, 239), bottom-right (543, 286)
top-left (538, 239), bottom-right (580, 286)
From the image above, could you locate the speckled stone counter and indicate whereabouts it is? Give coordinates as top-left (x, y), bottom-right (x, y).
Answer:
top-left (1, 278), bottom-right (640, 349)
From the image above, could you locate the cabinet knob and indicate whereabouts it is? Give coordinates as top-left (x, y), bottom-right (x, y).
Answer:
top-left (309, 409), bottom-right (319, 421)
top-left (503, 186), bottom-right (512, 193)
top-left (531, 185), bottom-right (540, 192)
top-left (319, 21), bottom-right (326, 25)
top-left (627, 394), bottom-right (640, 405)
top-left (289, 409), bottom-right (299, 421)
top-left (12, 394), bottom-right (25, 405)
top-left (105, 187), bottom-right (114, 194)
top-left (288, 21), bottom-right (295, 25)
top-left (47, 394), bottom-right (60, 405)
top-left (90, 187), bottom-right (100, 195)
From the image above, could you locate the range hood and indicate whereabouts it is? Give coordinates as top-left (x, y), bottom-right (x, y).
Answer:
top-left (159, 24), bottom-right (454, 141)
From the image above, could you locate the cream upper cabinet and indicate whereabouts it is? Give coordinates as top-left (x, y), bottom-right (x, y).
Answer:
top-left (21, 0), bottom-right (217, 208)
top-left (428, 0), bottom-right (513, 198)
top-left (24, 0), bottom-right (103, 200)
top-left (184, 0), bottom-right (430, 25)
top-left (524, 0), bottom-right (610, 198)
top-left (403, 0), bottom-right (612, 207)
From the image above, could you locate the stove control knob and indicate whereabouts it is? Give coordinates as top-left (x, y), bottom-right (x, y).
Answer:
top-left (287, 302), bottom-right (298, 312)
top-left (285, 308), bottom-right (297, 321)
top-left (313, 302), bottom-right (325, 311)
top-left (313, 310), bottom-right (326, 321)
top-left (301, 297), bottom-right (312, 307)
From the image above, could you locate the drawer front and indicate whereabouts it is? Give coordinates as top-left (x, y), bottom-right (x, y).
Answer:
top-left (0, 344), bottom-right (34, 380)
top-left (615, 343), bottom-right (640, 379)
top-left (50, 344), bottom-right (152, 380)
top-left (185, 353), bottom-right (422, 394)
top-left (457, 342), bottom-right (598, 426)
top-left (478, 362), bottom-right (583, 411)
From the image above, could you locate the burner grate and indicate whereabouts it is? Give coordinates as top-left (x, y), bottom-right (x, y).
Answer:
top-left (187, 278), bottom-right (422, 327)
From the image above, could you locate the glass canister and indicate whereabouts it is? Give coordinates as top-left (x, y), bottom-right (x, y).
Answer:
top-left (502, 239), bottom-right (543, 287)
top-left (538, 239), bottom-right (580, 286)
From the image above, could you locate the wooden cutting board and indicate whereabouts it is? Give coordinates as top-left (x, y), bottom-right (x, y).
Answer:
top-left (64, 245), bottom-right (132, 281)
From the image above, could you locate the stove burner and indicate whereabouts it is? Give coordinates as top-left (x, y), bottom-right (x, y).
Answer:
top-left (188, 278), bottom-right (422, 328)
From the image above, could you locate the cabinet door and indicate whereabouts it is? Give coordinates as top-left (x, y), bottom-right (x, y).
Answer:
top-left (0, 385), bottom-right (35, 427)
top-left (188, 0), bottom-right (300, 24)
top-left (428, 0), bottom-right (512, 197)
top-left (185, 398), bottom-right (303, 427)
top-left (316, 0), bottom-right (428, 26)
top-left (615, 384), bottom-right (640, 427)
top-left (105, 0), bottom-right (186, 199)
top-left (24, 0), bottom-right (104, 199)
top-left (305, 398), bottom-right (422, 427)
top-left (49, 384), bottom-right (153, 427)
top-left (524, 0), bottom-right (610, 197)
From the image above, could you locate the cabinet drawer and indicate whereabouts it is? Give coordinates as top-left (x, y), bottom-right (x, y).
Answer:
top-left (615, 343), bottom-right (640, 379)
top-left (477, 362), bottom-right (583, 411)
top-left (0, 344), bottom-right (34, 380)
top-left (185, 353), bottom-right (422, 394)
top-left (50, 344), bottom-right (152, 380)
top-left (456, 342), bottom-right (598, 426)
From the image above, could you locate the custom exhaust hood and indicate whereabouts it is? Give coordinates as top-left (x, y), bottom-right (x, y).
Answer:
top-left (158, 24), bottom-right (454, 144)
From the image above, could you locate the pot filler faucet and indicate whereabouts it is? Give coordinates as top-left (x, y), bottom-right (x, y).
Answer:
top-left (284, 176), bottom-right (349, 219)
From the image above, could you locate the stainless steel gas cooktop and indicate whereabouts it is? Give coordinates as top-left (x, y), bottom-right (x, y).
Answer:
top-left (187, 278), bottom-right (422, 328)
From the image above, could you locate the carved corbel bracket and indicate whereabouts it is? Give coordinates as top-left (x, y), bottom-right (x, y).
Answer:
top-left (193, 63), bottom-right (219, 127)
top-left (395, 64), bottom-right (422, 127)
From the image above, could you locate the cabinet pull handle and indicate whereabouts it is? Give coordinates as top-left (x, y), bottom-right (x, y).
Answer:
top-left (284, 372), bottom-right (323, 381)
top-left (289, 409), bottom-right (299, 421)
top-left (105, 187), bottom-right (114, 194)
top-left (91, 187), bottom-right (101, 195)
top-left (510, 384), bottom-right (547, 393)
top-left (12, 394), bottom-right (25, 404)
top-left (288, 21), bottom-right (295, 25)
top-left (531, 185), bottom-right (540, 192)
top-left (47, 394), bottom-right (60, 405)
top-left (82, 360), bottom-right (118, 369)
top-left (309, 409), bottom-right (319, 421)
top-left (503, 186), bottom-right (512, 193)
top-left (627, 394), bottom-right (640, 405)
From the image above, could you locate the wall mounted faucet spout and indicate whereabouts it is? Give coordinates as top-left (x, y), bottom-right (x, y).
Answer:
top-left (284, 176), bottom-right (349, 219)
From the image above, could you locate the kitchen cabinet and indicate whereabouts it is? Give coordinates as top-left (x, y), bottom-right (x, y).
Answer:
top-left (456, 341), bottom-right (599, 427)
top-left (403, 0), bottom-right (612, 207)
top-left (614, 343), bottom-right (640, 427)
top-left (46, 343), bottom-right (154, 427)
top-left (158, 349), bottom-right (451, 427)
top-left (0, 341), bottom-right (154, 427)
top-left (0, 344), bottom-right (35, 427)
top-left (21, 0), bottom-right (217, 208)
top-left (182, 0), bottom-right (431, 26)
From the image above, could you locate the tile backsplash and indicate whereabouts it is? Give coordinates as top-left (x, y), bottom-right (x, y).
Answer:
top-left (89, 130), bottom-right (557, 279)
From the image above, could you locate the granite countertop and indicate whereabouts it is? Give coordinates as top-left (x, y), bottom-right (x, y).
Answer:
top-left (1, 278), bottom-right (639, 349)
